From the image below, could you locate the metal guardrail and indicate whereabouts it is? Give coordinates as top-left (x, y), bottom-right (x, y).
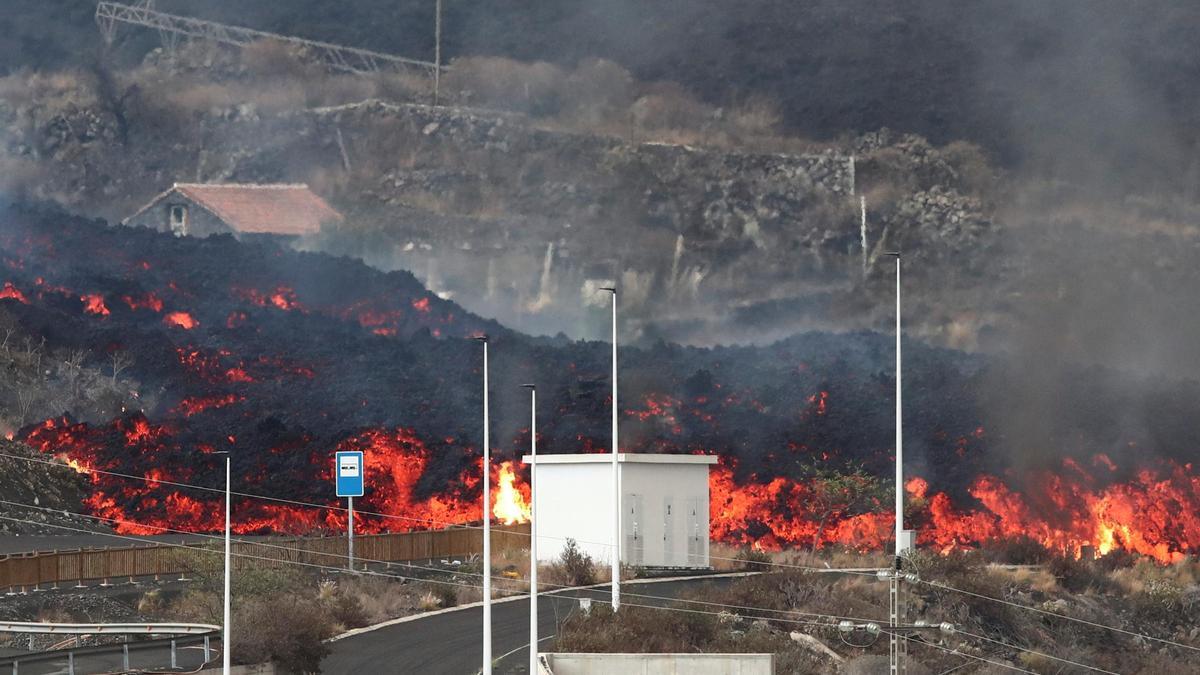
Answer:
top-left (0, 524), bottom-right (530, 591)
top-left (95, 0), bottom-right (438, 75)
top-left (0, 621), bottom-right (219, 635)
top-left (0, 632), bottom-right (219, 674)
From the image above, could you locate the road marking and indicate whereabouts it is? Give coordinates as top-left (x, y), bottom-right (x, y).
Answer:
top-left (490, 633), bottom-right (556, 673)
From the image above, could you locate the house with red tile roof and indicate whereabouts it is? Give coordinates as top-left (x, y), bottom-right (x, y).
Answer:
top-left (123, 183), bottom-right (343, 239)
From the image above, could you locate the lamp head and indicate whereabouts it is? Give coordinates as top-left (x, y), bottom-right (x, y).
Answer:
top-left (520, 383), bottom-right (536, 390)
top-left (470, 334), bottom-right (489, 343)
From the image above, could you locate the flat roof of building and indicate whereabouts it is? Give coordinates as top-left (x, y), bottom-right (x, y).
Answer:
top-left (521, 453), bottom-right (718, 465)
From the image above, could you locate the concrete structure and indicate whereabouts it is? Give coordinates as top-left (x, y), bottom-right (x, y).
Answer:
top-left (123, 183), bottom-right (342, 239)
top-left (539, 653), bottom-right (773, 674)
top-left (520, 453), bottom-right (718, 568)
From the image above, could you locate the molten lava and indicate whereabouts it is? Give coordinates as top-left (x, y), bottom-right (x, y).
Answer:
top-left (164, 312), bottom-right (198, 329)
top-left (0, 282), bottom-right (28, 303)
top-left (81, 293), bottom-right (110, 316)
top-left (4, 206), bottom-right (1200, 563)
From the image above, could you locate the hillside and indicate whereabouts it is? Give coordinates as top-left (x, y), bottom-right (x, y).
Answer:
top-left (0, 203), bottom-right (1196, 564)
top-left (5, 0), bottom-right (1200, 192)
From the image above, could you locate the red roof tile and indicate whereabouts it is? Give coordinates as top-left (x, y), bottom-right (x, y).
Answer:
top-left (174, 184), bottom-right (342, 236)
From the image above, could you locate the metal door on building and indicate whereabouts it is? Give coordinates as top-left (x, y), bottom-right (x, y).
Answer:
top-left (662, 496), bottom-right (676, 566)
top-left (687, 497), bottom-right (704, 566)
top-left (624, 493), bottom-right (643, 566)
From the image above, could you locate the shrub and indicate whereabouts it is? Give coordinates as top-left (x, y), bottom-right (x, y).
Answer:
top-left (324, 591), bottom-right (369, 630)
top-left (231, 595), bottom-right (333, 673)
top-left (1047, 555), bottom-right (1111, 594)
top-left (734, 546), bottom-right (772, 571)
top-left (727, 95), bottom-right (783, 137)
top-left (630, 82), bottom-right (711, 133)
top-left (431, 582), bottom-right (458, 608)
top-left (417, 591), bottom-right (441, 611)
top-left (554, 538), bottom-right (597, 586)
top-left (1130, 578), bottom-right (1189, 623)
top-left (980, 535), bottom-right (1051, 565)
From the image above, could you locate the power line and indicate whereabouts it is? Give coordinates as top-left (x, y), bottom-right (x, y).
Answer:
top-left (917, 578), bottom-right (1200, 654)
top-left (955, 628), bottom-right (1118, 675)
top-left (0, 513), bottom-right (886, 636)
top-left (0, 513), bottom-right (497, 595)
top-left (26, 443), bottom-right (1171, 663)
top-left (0, 449), bottom-right (885, 577)
top-left (0, 497), bottom-right (889, 626)
top-left (897, 632), bottom-right (1038, 675)
top-left (4, 506), bottom-right (1137, 672)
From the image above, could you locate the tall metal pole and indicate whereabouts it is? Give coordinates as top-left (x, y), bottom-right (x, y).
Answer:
top-left (894, 254), bottom-right (903, 557)
top-left (347, 496), bottom-right (355, 572)
top-left (223, 455), bottom-right (231, 675)
top-left (475, 336), bottom-right (492, 675)
top-left (601, 287), bottom-right (620, 611)
top-left (889, 252), bottom-right (903, 675)
top-left (433, 0), bottom-right (442, 106)
top-left (521, 384), bottom-right (538, 675)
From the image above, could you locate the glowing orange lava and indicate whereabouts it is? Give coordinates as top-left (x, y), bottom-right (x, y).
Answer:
top-left (164, 312), bottom-right (198, 329)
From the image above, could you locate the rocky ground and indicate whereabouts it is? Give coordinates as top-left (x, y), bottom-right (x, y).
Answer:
top-left (0, 440), bottom-right (105, 537)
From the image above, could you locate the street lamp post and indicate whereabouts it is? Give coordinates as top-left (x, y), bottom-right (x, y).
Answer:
top-left (472, 335), bottom-right (492, 675)
top-left (214, 451), bottom-right (231, 675)
top-left (885, 251), bottom-right (904, 674)
top-left (520, 384), bottom-right (537, 674)
top-left (599, 286), bottom-right (620, 611)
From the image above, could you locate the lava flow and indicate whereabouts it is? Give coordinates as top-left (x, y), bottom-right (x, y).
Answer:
top-left (3, 206), bottom-right (1200, 562)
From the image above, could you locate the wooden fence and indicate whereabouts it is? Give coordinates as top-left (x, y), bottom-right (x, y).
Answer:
top-left (0, 524), bottom-right (531, 590)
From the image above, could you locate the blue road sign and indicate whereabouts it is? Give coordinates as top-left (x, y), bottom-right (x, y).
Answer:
top-left (335, 451), bottom-right (364, 497)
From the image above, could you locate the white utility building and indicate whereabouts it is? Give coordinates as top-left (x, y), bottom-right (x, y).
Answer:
top-left (521, 453), bottom-right (718, 568)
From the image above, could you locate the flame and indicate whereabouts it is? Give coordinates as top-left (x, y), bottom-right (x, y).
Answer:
top-left (61, 456), bottom-right (91, 474)
top-left (164, 312), bottom-right (198, 329)
top-left (0, 282), bottom-right (28, 304)
top-left (492, 461), bottom-right (531, 525)
top-left (173, 393), bottom-right (245, 417)
top-left (122, 292), bottom-right (164, 312)
top-left (913, 460), bottom-right (1200, 563)
top-left (81, 293), bottom-right (110, 316)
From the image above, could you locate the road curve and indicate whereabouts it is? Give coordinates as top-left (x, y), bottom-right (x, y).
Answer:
top-left (322, 575), bottom-right (746, 675)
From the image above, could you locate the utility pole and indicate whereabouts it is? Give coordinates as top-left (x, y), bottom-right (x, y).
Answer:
top-left (520, 384), bottom-right (538, 674)
top-left (600, 287), bottom-right (620, 611)
top-left (222, 453), bottom-right (231, 675)
top-left (473, 335), bottom-right (492, 675)
top-left (433, 0), bottom-right (442, 106)
top-left (887, 251), bottom-right (904, 675)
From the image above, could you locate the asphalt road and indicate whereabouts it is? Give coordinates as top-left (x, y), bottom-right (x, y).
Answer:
top-left (322, 576), bottom-right (741, 675)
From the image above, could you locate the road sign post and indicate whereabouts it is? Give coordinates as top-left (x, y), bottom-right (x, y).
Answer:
top-left (335, 451), bottom-right (364, 572)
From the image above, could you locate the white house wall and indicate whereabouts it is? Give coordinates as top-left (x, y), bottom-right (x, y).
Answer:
top-left (530, 458), bottom-right (712, 568)
top-left (534, 462), bottom-right (616, 565)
